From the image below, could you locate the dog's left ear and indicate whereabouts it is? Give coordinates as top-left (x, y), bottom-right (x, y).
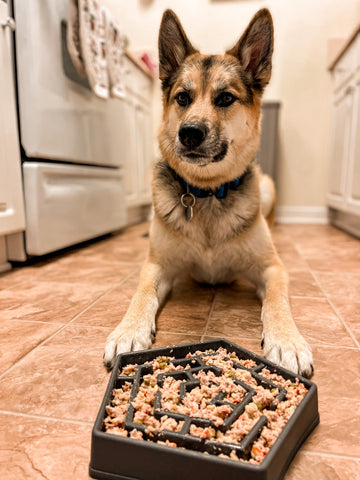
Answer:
top-left (158, 10), bottom-right (198, 87)
top-left (226, 9), bottom-right (273, 91)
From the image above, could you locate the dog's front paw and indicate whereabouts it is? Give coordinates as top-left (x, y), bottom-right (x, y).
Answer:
top-left (103, 322), bottom-right (155, 370)
top-left (262, 332), bottom-right (314, 378)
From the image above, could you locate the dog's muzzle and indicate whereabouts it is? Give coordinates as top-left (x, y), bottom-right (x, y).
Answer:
top-left (178, 122), bottom-right (228, 164)
top-left (178, 122), bottom-right (208, 150)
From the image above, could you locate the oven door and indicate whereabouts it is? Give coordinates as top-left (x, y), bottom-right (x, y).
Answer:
top-left (12, 0), bottom-right (125, 167)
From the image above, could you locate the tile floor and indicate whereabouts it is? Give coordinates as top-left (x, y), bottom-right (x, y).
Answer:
top-left (0, 222), bottom-right (359, 479)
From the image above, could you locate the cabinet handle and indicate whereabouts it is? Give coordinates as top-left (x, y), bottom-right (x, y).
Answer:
top-left (1, 17), bottom-right (16, 31)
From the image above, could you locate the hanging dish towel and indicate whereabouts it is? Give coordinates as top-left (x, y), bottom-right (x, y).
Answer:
top-left (79, 0), bottom-right (109, 99)
top-left (104, 7), bottom-right (127, 99)
top-left (67, 0), bottom-right (86, 77)
top-left (67, 0), bottom-right (109, 99)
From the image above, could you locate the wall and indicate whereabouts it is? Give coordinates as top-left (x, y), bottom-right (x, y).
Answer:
top-left (102, 0), bottom-right (360, 215)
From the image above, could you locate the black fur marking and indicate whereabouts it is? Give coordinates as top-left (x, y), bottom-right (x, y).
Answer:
top-left (231, 212), bottom-right (258, 236)
top-left (163, 204), bottom-right (178, 221)
top-left (201, 56), bottom-right (217, 93)
top-left (212, 142), bottom-right (228, 162)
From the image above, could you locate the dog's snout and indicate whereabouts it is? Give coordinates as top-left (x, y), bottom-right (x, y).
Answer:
top-left (179, 122), bottom-right (207, 149)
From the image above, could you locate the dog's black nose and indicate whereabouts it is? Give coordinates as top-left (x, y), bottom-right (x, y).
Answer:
top-left (179, 122), bottom-right (207, 149)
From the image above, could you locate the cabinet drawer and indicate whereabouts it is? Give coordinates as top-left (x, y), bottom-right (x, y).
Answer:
top-left (23, 162), bottom-right (126, 255)
top-left (333, 35), bottom-right (359, 91)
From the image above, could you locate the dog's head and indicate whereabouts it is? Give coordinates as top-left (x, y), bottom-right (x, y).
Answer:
top-left (158, 9), bottom-right (273, 189)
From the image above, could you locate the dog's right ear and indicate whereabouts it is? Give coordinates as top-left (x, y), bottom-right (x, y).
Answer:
top-left (158, 10), bottom-right (198, 87)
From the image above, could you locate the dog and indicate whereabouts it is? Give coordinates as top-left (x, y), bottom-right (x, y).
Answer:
top-left (103, 8), bottom-right (314, 378)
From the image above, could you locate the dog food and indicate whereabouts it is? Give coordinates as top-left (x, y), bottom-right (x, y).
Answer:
top-left (104, 347), bottom-right (308, 464)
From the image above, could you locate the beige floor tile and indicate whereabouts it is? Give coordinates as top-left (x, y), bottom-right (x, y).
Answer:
top-left (313, 272), bottom-right (360, 300)
top-left (276, 246), bottom-right (310, 271)
top-left (73, 273), bottom-right (140, 328)
top-left (285, 451), bottom-right (360, 480)
top-left (205, 283), bottom-right (262, 341)
top-left (0, 320), bottom-right (61, 375)
top-left (0, 281), bottom-right (109, 324)
top-left (0, 266), bottom-right (39, 291)
top-left (289, 269), bottom-right (324, 297)
top-left (0, 413), bottom-right (92, 480)
top-left (34, 258), bottom-right (138, 286)
top-left (156, 279), bottom-right (215, 334)
top-left (330, 299), bottom-right (360, 345)
top-left (0, 343), bottom-right (110, 422)
top-left (42, 324), bottom-right (112, 351)
top-left (290, 297), bottom-right (357, 348)
top-left (311, 345), bottom-right (360, 401)
top-left (303, 398), bottom-right (360, 457)
top-left (152, 332), bottom-right (202, 349)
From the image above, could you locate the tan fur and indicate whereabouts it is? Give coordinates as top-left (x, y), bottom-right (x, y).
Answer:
top-left (104, 9), bottom-right (313, 377)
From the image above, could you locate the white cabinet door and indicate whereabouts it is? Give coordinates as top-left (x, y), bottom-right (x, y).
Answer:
top-left (328, 87), bottom-right (354, 210)
top-left (0, 2), bottom-right (25, 235)
top-left (135, 103), bottom-right (152, 203)
top-left (123, 98), bottom-right (139, 206)
top-left (347, 83), bottom-right (360, 214)
top-left (141, 105), bottom-right (153, 204)
top-left (124, 99), bottom-right (152, 208)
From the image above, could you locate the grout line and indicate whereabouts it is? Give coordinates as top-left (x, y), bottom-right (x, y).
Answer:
top-left (0, 318), bottom-right (66, 326)
top-left (309, 270), bottom-right (360, 351)
top-left (200, 290), bottom-right (217, 342)
top-left (155, 330), bottom-right (203, 337)
top-left (289, 295), bottom-right (329, 301)
top-left (300, 449), bottom-right (360, 462)
top-left (0, 409), bottom-right (93, 426)
top-left (292, 242), bottom-right (360, 351)
top-left (0, 267), bottom-right (141, 381)
top-left (326, 297), bottom-right (360, 350)
top-left (0, 277), bottom-right (35, 292)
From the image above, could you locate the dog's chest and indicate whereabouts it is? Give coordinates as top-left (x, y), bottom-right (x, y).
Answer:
top-left (158, 193), bottom-right (255, 247)
top-left (188, 245), bottom-right (239, 284)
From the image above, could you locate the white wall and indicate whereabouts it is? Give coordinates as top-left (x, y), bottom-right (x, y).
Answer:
top-left (102, 0), bottom-right (360, 210)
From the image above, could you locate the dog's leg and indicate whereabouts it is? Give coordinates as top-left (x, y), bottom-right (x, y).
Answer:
top-left (242, 219), bottom-right (314, 377)
top-left (255, 261), bottom-right (314, 377)
top-left (103, 260), bottom-right (172, 369)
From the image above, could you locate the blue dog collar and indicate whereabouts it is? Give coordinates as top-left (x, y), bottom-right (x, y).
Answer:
top-left (176, 173), bottom-right (245, 199)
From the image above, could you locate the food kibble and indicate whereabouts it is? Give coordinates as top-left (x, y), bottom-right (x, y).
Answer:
top-left (104, 347), bottom-right (308, 464)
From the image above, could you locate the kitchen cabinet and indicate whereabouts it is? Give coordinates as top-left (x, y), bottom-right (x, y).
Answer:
top-left (123, 54), bottom-right (153, 224)
top-left (328, 30), bottom-right (360, 237)
top-left (0, 1), bottom-right (25, 271)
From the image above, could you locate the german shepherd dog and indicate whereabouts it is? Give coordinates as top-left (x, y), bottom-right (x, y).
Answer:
top-left (104, 9), bottom-right (314, 377)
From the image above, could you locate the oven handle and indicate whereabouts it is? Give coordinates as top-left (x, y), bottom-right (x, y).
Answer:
top-left (1, 16), bottom-right (16, 31)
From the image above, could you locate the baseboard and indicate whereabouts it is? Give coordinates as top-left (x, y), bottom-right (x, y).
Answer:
top-left (0, 236), bottom-right (11, 273)
top-left (275, 206), bottom-right (328, 224)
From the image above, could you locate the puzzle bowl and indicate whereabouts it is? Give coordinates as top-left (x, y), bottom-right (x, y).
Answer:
top-left (89, 338), bottom-right (319, 480)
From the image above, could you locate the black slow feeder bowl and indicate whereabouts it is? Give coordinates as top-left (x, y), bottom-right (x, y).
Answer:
top-left (90, 338), bottom-right (319, 480)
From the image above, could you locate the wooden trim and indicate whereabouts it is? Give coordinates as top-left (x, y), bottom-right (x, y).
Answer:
top-left (125, 51), bottom-right (155, 80)
top-left (328, 25), bottom-right (360, 71)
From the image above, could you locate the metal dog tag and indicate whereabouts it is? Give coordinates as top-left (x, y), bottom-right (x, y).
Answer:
top-left (180, 191), bottom-right (196, 222)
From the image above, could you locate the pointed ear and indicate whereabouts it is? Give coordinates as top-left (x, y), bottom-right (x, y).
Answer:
top-left (158, 10), bottom-right (198, 87)
top-left (226, 9), bottom-right (274, 91)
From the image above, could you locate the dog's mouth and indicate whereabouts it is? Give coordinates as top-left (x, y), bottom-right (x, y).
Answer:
top-left (212, 142), bottom-right (228, 163)
top-left (182, 142), bottom-right (228, 166)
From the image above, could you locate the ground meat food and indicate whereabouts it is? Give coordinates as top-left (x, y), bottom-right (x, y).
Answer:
top-left (104, 348), bottom-right (308, 464)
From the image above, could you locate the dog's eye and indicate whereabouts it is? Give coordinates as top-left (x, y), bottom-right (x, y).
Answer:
top-left (215, 92), bottom-right (236, 108)
top-left (175, 92), bottom-right (191, 107)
